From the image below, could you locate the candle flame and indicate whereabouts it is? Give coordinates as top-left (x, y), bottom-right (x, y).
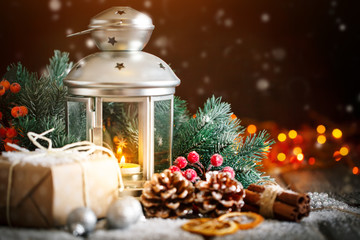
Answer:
top-left (120, 156), bottom-right (126, 164)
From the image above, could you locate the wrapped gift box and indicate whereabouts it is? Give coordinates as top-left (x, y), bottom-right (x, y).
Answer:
top-left (0, 155), bottom-right (120, 228)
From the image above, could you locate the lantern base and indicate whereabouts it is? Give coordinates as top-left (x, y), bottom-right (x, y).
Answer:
top-left (119, 188), bottom-right (143, 197)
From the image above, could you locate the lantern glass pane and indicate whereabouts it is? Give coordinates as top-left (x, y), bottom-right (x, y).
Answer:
top-left (102, 102), bottom-right (139, 165)
top-left (154, 99), bottom-right (172, 173)
top-left (67, 101), bottom-right (87, 141)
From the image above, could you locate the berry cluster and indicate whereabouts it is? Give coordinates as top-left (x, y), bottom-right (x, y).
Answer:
top-left (0, 79), bottom-right (28, 151)
top-left (170, 151), bottom-right (235, 182)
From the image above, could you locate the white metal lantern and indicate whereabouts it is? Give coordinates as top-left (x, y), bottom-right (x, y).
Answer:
top-left (64, 7), bottom-right (180, 195)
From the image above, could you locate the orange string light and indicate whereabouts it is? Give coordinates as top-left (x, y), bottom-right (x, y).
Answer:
top-left (247, 124), bottom-right (257, 134)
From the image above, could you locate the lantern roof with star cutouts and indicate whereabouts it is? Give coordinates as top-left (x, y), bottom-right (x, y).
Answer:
top-left (64, 7), bottom-right (180, 97)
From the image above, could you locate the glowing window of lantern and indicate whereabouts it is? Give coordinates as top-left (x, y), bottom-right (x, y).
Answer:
top-left (66, 97), bottom-right (93, 142)
top-left (103, 101), bottom-right (140, 167)
top-left (154, 99), bottom-right (172, 173)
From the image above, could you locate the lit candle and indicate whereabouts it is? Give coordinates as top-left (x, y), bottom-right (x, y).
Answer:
top-left (119, 156), bottom-right (140, 175)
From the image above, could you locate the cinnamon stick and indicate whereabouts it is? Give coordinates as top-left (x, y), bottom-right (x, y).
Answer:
top-left (243, 186), bottom-right (310, 222)
top-left (247, 184), bottom-right (309, 207)
top-left (244, 189), bottom-right (300, 221)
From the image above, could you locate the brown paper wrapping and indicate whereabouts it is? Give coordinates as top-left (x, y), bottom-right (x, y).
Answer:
top-left (0, 156), bottom-right (119, 228)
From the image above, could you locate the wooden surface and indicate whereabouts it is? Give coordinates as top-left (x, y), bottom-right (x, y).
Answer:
top-left (273, 165), bottom-right (360, 207)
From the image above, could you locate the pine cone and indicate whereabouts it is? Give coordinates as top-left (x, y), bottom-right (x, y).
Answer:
top-left (194, 171), bottom-right (245, 217)
top-left (140, 169), bottom-right (195, 218)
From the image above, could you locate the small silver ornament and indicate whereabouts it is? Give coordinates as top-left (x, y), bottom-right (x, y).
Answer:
top-left (66, 207), bottom-right (97, 237)
top-left (107, 196), bottom-right (143, 229)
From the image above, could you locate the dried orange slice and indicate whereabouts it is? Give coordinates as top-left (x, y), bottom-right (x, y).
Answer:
top-left (217, 212), bottom-right (264, 230)
top-left (182, 218), bottom-right (238, 236)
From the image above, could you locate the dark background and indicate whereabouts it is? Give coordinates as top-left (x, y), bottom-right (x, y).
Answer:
top-left (0, 0), bottom-right (359, 129)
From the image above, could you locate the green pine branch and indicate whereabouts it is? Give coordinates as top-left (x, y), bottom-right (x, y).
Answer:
top-left (173, 96), bottom-right (242, 161)
top-left (2, 50), bottom-right (75, 150)
top-left (172, 95), bottom-right (275, 188)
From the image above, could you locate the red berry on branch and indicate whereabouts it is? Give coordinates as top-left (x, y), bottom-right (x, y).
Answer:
top-left (187, 151), bottom-right (200, 163)
top-left (11, 106), bottom-right (28, 118)
top-left (0, 79), bottom-right (10, 90)
top-left (222, 166), bottom-right (235, 178)
top-left (174, 156), bottom-right (188, 169)
top-left (183, 169), bottom-right (197, 182)
top-left (0, 128), bottom-right (7, 139)
top-left (10, 83), bottom-right (21, 93)
top-left (0, 85), bottom-right (5, 96)
top-left (210, 154), bottom-right (223, 167)
top-left (169, 165), bottom-right (180, 173)
top-left (19, 106), bottom-right (28, 116)
top-left (11, 107), bottom-right (20, 118)
top-left (6, 128), bottom-right (17, 138)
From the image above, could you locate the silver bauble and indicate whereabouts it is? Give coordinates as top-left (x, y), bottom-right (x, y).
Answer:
top-left (66, 207), bottom-right (97, 237)
top-left (107, 196), bottom-right (143, 229)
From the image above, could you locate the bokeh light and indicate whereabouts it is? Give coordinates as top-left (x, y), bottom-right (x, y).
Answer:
top-left (317, 135), bottom-right (327, 144)
top-left (288, 130), bottom-right (297, 139)
top-left (332, 129), bottom-right (342, 139)
top-left (333, 151), bottom-right (342, 161)
top-left (308, 157), bottom-right (316, 165)
top-left (340, 146), bottom-right (349, 156)
top-left (316, 125), bottom-right (326, 134)
top-left (297, 153), bottom-right (304, 161)
top-left (293, 147), bottom-right (302, 155)
top-left (278, 133), bottom-right (287, 142)
top-left (247, 124), bottom-right (257, 134)
top-left (353, 167), bottom-right (359, 175)
top-left (277, 153), bottom-right (286, 161)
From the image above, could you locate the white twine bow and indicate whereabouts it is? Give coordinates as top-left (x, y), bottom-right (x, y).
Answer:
top-left (7, 128), bottom-right (116, 161)
top-left (4, 129), bottom-right (124, 226)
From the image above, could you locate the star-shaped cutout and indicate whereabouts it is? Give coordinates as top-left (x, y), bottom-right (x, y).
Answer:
top-left (115, 63), bottom-right (125, 70)
top-left (115, 10), bottom-right (125, 15)
top-left (159, 63), bottom-right (166, 70)
top-left (108, 37), bottom-right (117, 46)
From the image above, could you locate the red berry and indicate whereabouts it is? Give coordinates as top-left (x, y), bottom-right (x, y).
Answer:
top-left (169, 165), bottom-right (180, 173)
top-left (210, 154), bottom-right (223, 167)
top-left (187, 151), bottom-right (200, 163)
top-left (0, 85), bottom-right (5, 96)
top-left (183, 169), bottom-right (197, 182)
top-left (6, 128), bottom-right (17, 138)
top-left (19, 106), bottom-right (28, 116)
top-left (174, 156), bottom-right (188, 169)
top-left (0, 79), bottom-right (10, 90)
top-left (10, 83), bottom-right (21, 93)
top-left (0, 128), bottom-right (7, 139)
top-left (222, 166), bottom-right (235, 178)
top-left (11, 106), bottom-right (28, 118)
top-left (11, 107), bottom-right (20, 118)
